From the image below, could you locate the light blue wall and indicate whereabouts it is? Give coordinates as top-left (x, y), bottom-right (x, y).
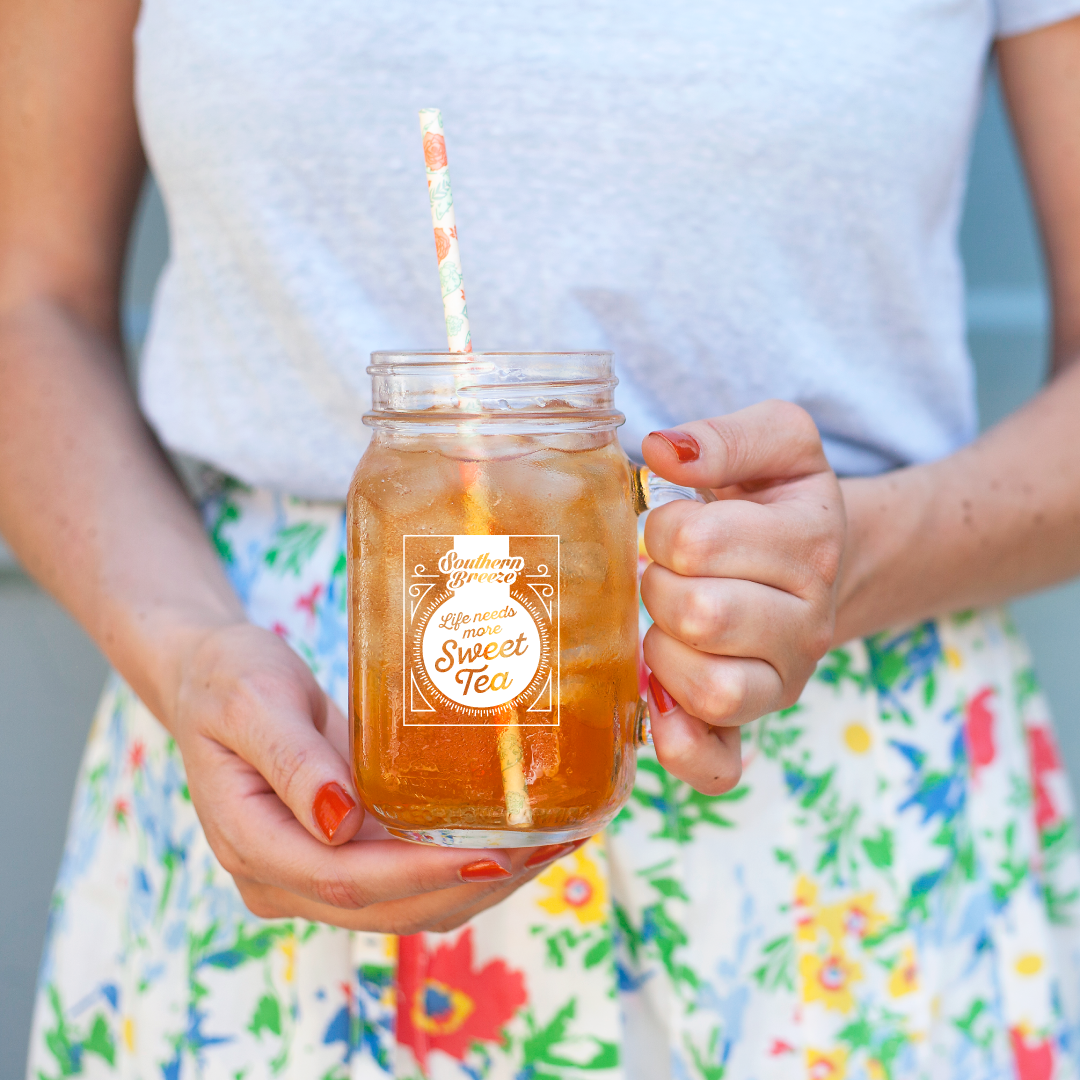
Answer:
top-left (3, 68), bottom-right (1079, 1078)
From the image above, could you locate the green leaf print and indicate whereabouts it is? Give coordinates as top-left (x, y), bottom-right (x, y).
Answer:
top-left (922, 669), bottom-right (937, 707)
top-left (954, 998), bottom-right (995, 1051)
top-left (684, 1027), bottom-right (727, 1080)
top-left (1015, 666), bottom-right (1040, 709)
top-left (815, 647), bottom-right (869, 693)
top-left (751, 933), bottom-right (795, 992)
top-left (583, 935), bottom-right (612, 968)
top-left (862, 828), bottom-right (894, 868)
top-left (751, 706), bottom-right (805, 759)
top-left (37, 986), bottom-right (116, 1079)
top-left (210, 501), bottom-right (240, 564)
top-left (264, 522), bottom-right (327, 577)
top-left (249, 993), bottom-right (283, 1038)
top-left (836, 1017), bottom-right (873, 1049)
top-left (82, 1016), bottom-right (116, 1065)
top-left (520, 999), bottom-right (619, 1073)
top-left (631, 758), bottom-right (748, 843)
top-left (331, 551), bottom-right (347, 612)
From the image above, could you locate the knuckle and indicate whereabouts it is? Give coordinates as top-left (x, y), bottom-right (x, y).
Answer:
top-left (653, 737), bottom-right (697, 778)
top-left (208, 835), bottom-right (247, 879)
top-left (669, 515), bottom-right (711, 576)
top-left (698, 667), bottom-right (745, 721)
top-left (810, 534), bottom-right (844, 588)
top-left (806, 620), bottom-right (835, 663)
top-left (313, 870), bottom-right (373, 910)
top-left (266, 739), bottom-right (316, 805)
top-left (678, 588), bottom-right (724, 647)
top-left (772, 400), bottom-right (820, 447)
top-left (237, 883), bottom-right (284, 920)
top-left (426, 912), bottom-right (472, 934)
top-left (706, 417), bottom-right (749, 474)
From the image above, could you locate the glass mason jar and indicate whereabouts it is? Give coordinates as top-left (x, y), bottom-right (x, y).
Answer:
top-left (349, 351), bottom-right (671, 848)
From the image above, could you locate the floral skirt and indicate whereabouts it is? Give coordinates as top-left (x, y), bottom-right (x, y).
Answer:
top-left (27, 484), bottom-right (1080, 1080)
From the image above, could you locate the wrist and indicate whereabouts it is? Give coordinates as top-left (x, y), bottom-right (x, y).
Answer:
top-left (105, 601), bottom-right (248, 734)
top-left (832, 466), bottom-right (934, 644)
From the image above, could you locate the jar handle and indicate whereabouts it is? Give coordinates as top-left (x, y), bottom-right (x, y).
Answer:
top-left (632, 465), bottom-right (717, 515)
top-left (631, 468), bottom-right (716, 746)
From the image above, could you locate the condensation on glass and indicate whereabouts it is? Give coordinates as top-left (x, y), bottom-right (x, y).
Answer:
top-left (347, 352), bottom-right (648, 847)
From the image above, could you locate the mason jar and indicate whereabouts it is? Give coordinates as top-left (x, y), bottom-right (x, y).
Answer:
top-left (347, 351), bottom-right (656, 848)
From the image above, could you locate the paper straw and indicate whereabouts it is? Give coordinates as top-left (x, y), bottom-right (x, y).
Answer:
top-left (418, 110), bottom-right (531, 828)
top-left (419, 108), bottom-right (472, 353)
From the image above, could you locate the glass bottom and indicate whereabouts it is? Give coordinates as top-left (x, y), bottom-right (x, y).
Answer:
top-left (384, 821), bottom-right (600, 848)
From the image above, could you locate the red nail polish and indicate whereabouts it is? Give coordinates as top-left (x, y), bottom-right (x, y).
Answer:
top-left (649, 429), bottom-right (700, 463)
top-left (459, 858), bottom-right (513, 882)
top-left (648, 673), bottom-right (678, 715)
top-left (524, 841), bottom-right (578, 869)
top-left (313, 782), bottom-right (357, 842)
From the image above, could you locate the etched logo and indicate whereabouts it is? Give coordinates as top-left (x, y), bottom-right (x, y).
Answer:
top-left (403, 535), bottom-right (559, 726)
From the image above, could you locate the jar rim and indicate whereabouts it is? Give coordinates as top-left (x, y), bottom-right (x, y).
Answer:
top-left (364, 351), bottom-right (623, 432)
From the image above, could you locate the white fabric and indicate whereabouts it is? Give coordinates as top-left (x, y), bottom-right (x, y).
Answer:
top-left (134, 0), bottom-right (1080, 499)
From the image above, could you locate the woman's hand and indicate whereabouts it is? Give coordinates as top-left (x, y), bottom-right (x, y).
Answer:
top-left (639, 402), bottom-right (846, 795)
top-left (170, 621), bottom-right (566, 934)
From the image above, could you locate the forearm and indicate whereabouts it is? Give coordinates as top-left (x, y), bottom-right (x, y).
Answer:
top-left (0, 298), bottom-right (245, 725)
top-left (835, 358), bottom-right (1080, 643)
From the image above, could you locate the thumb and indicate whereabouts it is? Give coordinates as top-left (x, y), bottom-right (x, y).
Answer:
top-left (642, 400), bottom-right (829, 491)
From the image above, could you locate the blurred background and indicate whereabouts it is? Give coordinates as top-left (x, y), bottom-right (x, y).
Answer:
top-left (2, 70), bottom-right (1078, 1075)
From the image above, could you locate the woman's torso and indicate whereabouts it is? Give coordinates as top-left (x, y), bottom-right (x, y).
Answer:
top-left (135, 0), bottom-right (999, 498)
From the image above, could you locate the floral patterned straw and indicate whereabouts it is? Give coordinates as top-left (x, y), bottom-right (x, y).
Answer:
top-left (418, 109), bottom-right (531, 826)
top-left (419, 108), bottom-right (472, 353)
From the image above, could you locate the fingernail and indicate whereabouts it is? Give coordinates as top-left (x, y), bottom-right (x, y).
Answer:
top-left (649, 429), bottom-right (700, 463)
top-left (313, 782), bottom-right (357, 842)
top-left (648, 673), bottom-right (678, 715)
top-left (459, 858), bottom-right (513, 882)
top-left (525, 840), bottom-right (582, 869)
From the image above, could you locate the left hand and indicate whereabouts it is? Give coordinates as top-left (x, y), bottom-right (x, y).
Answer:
top-left (640, 401), bottom-right (846, 794)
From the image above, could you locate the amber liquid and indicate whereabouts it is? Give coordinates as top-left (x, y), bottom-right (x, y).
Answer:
top-left (347, 431), bottom-right (640, 844)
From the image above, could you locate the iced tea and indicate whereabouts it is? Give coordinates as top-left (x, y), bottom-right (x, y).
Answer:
top-left (348, 432), bottom-right (641, 846)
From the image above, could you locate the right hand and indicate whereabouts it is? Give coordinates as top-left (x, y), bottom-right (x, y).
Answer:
top-left (170, 622), bottom-right (567, 933)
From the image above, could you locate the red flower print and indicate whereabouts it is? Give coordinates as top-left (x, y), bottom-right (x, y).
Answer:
top-left (769, 1039), bottom-right (796, 1056)
top-left (1028, 725), bottom-right (1063, 830)
top-left (434, 228), bottom-right (451, 263)
top-left (965, 688), bottom-right (996, 775)
top-left (271, 621), bottom-right (288, 638)
top-left (396, 928), bottom-right (527, 1074)
top-left (296, 582), bottom-right (322, 621)
top-left (128, 740), bottom-right (146, 772)
top-left (423, 133), bottom-right (448, 171)
top-left (113, 798), bottom-right (129, 827)
top-left (1010, 1027), bottom-right (1054, 1080)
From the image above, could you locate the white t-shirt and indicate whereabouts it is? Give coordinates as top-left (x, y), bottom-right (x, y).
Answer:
top-left (134, 0), bottom-right (1080, 499)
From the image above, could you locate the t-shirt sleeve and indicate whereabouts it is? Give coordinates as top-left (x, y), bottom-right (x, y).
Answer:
top-left (995, 0), bottom-right (1080, 37)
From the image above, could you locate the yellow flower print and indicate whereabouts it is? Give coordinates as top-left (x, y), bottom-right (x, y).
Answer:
top-left (888, 945), bottom-right (919, 998)
top-left (818, 892), bottom-right (889, 945)
top-left (800, 949), bottom-right (862, 1013)
top-left (844, 723), bottom-right (871, 754)
top-left (807, 1047), bottom-right (848, 1080)
top-left (795, 874), bottom-right (820, 941)
top-left (1015, 953), bottom-right (1044, 977)
top-left (944, 646), bottom-right (963, 670)
top-left (867, 1058), bottom-right (885, 1080)
top-left (537, 848), bottom-right (607, 924)
top-left (280, 936), bottom-right (296, 984)
top-left (122, 1016), bottom-right (135, 1053)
